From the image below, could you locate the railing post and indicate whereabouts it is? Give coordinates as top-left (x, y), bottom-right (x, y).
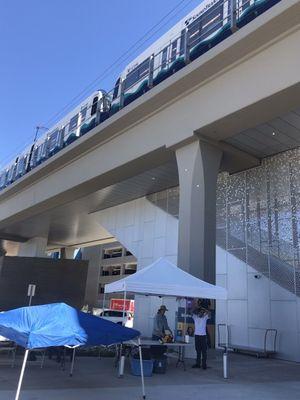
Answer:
top-left (148, 54), bottom-right (154, 88)
top-left (230, 0), bottom-right (238, 32)
top-left (184, 28), bottom-right (190, 64)
top-left (119, 78), bottom-right (125, 109)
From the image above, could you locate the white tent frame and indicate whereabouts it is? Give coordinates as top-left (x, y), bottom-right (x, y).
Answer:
top-left (104, 258), bottom-right (228, 381)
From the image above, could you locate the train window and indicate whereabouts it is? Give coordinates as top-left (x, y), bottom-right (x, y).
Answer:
top-left (91, 97), bottom-right (98, 116)
top-left (30, 147), bottom-right (38, 168)
top-left (124, 58), bottom-right (150, 91)
top-left (188, 15), bottom-right (202, 48)
top-left (48, 129), bottom-right (63, 153)
top-left (170, 40), bottom-right (178, 63)
top-left (161, 47), bottom-right (168, 69)
top-left (36, 143), bottom-right (45, 161)
top-left (69, 114), bottom-right (79, 132)
top-left (16, 156), bottom-right (26, 177)
top-left (0, 171), bottom-right (6, 188)
top-left (238, 0), bottom-right (253, 16)
top-left (201, 0), bottom-right (223, 40)
top-left (113, 78), bottom-right (120, 100)
top-left (179, 29), bottom-right (185, 56)
top-left (7, 163), bottom-right (16, 182)
top-left (139, 58), bottom-right (150, 78)
top-left (80, 106), bottom-right (87, 122)
top-left (188, 0), bottom-right (223, 47)
top-left (125, 69), bottom-right (139, 91)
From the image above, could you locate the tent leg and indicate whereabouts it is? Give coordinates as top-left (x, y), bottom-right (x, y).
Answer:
top-left (15, 349), bottom-right (29, 400)
top-left (102, 292), bottom-right (106, 312)
top-left (138, 338), bottom-right (146, 399)
top-left (70, 348), bottom-right (76, 377)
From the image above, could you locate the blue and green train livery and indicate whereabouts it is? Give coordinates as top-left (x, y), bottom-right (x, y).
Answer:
top-left (0, 0), bottom-right (281, 191)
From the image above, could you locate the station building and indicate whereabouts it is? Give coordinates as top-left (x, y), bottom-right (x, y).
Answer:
top-left (0, 0), bottom-right (299, 363)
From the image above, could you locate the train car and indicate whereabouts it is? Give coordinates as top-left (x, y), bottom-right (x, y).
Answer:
top-left (0, 0), bottom-right (281, 191)
top-left (0, 169), bottom-right (8, 190)
top-left (28, 90), bottom-right (110, 171)
top-left (110, 0), bottom-right (281, 114)
top-left (0, 90), bottom-right (110, 188)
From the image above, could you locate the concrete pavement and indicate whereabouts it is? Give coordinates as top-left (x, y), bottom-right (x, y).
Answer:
top-left (0, 350), bottom-right (299, 399)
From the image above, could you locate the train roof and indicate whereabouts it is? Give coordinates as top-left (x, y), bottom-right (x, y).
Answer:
top-left (121, 0), bottom-right (219, 76)
top-left (1, 90), bottom-right (105, 170)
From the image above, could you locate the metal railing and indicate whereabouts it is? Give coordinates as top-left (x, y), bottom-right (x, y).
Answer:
top-left (0, 0), bottom-right (281, 191)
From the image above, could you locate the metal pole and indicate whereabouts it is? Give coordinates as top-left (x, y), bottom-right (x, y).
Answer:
top-left (118, 344), bottom-right (124, 377)
top-left (70, 348), bottom-right (76, 377)
top-left (223, 351), bottom-right (228, 379)
top-left (184, 298), bottom-right (187, 341)
top-left (15, 349), bottom-right (29, 400)
top-left (122, 290), bottom-right (127, 325)
top-left (102, 292), bottom-right (106, 313)
top-left (138, 338), bottom-right (146, 399)
top-left (223, 323), bottom-right (229, 379)
top-left (28, 295), bottom-right (32, 307)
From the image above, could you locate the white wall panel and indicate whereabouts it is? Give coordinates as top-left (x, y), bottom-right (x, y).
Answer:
top-left (228, 300), bottom-right (248, 345)
top-left (227, 254), bottom-right (248, 300)
top-left (248, 328), bottom-right (268, 349)
top-left (275, 331), bottom-right (300, 362)
top-left (270, 281), bottom-right (296, 302)
top-left (271, 300), bottom-right (297, 332)
top-left (95, 196), bottom-right (178, 337)
top-left (153, 237), bottom-right (166, 259)
top-left (297, 298), bottom-right (300, 333)
top-left (248, 273), bottom-right (271, 329)
top-left (216, 246), bottom-right (227, 274)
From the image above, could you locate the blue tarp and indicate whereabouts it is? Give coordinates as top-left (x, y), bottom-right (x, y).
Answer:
top-left (0, 303), bottom-right (140, 349)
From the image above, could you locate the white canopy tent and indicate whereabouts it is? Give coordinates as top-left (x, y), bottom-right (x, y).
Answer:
top-left (105, 257), bottom-right (227, 300)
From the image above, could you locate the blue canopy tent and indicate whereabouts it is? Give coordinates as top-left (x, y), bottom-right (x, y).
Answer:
top-left (0, 303), bottom-right (145, 400)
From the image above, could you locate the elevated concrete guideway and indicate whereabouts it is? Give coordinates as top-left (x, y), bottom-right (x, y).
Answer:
top-left (0, 1), bottom-right (299, 279)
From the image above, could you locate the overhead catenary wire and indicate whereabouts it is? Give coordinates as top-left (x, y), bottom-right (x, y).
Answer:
top-left (0, 0), bottom-right (200, 167)
top-left (43, 0), bottom-right (199, 128)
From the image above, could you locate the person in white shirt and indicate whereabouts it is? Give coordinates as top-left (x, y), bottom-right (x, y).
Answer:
top-left (192, 306), bottom-right (210, 369)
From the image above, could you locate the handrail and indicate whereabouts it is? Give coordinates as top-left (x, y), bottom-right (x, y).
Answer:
top-left (218, 323), bottom-right (278, 354)
top-left (264, 328), bottom-right (277, 353)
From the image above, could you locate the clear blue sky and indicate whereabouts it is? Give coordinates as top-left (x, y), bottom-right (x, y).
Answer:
top-left (0, 0), bottom-right (202, 167)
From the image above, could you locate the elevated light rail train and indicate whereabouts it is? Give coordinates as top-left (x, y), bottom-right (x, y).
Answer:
top-left (0, 0), bottom-right (281, 191)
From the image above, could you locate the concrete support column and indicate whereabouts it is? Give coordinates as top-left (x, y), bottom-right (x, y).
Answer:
top-left (0, 240), bottom-right (7, 257)
top-left (60, 247), bottom-right (75, 259)
top-left (18, 237), bottom-right (48, 257)
top-left (82, 245), bottom-right (102, 308)
top-left (176, 139), bottom-right (222, 283)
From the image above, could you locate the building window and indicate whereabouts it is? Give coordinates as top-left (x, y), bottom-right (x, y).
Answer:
top-left (98, 284), bottom-right (104, 294)
top-left (101, 268), bottom-right (110, 276)
top-left (124, 263), bottom-right (137, 275)
top-left (112, 266), bottom-right (121, 276)
top-left (103, 247), bottom-right (123, 259)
